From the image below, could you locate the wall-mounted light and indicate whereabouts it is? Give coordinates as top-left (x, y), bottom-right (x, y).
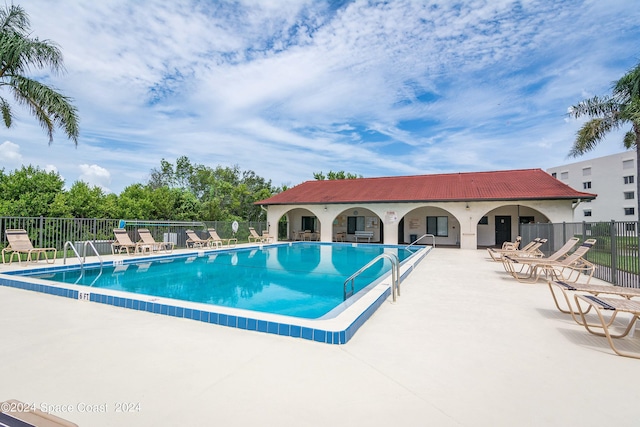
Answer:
top-left (465, 203), bottom-right (470, 210)
top-left (324, 205), bottom-right (327, 211)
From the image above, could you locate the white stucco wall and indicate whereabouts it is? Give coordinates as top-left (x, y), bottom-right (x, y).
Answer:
top-left (263, 199), bottom-right (577, 249)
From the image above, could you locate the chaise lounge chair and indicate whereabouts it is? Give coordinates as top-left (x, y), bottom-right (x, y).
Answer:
top-left (261, 232), bottom-right (274, 243)
top-left (503, 239), bottom-right (596, 284)
top-left (185, 229), bottom-right (210, 248)
top-left (207, 228), bottom-right (237, 247)
top-left (2, 229), bottom-right (57, 265)
top-left (547, 279), bottom-right (640, 326)
top-left (248, 227), bottom-right (264, 243)
top-left (487, 237), bottom-right (545, 261)
top-left (112, 228), bottom-right (144, 255)
top-left (501, 236), bottom-right (522, 250)
top-left (573, 294), bottom-right (640, 359)
top-left (502, 237), bottom-right (580, 276)
top-left (137, 228), bottom-right (174, 253)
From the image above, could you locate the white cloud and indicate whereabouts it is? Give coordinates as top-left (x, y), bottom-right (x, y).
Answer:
top-left (4, 0), bottom-right (637, 193)
top-left (0, 141), bottom-right (23, 168)
top-left (78, 164), bottom-right (112, 192)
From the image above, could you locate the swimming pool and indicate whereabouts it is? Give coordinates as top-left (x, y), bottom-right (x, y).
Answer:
top-left (0, 242), bottom-right (430, 344)
top-left (25, 243), bottom-right (414, 319)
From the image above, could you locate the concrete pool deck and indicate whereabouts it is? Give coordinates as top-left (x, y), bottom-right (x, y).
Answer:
top-left (1, 247), bottom-right (639, 426)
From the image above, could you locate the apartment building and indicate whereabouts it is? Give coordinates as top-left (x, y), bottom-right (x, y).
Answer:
top-left (547, 151), bottom-right (638, 222)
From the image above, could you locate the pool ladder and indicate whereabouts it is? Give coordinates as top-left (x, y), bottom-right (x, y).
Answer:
top-left (63, 241), bottom-right (104, 285)
top-left (63, 241), bottom-right (104, 269)
top-left (344, 253), bottom-right (400, 302)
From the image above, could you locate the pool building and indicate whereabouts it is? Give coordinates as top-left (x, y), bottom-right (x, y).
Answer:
top-left (256, 168), bottom-right (596, 249)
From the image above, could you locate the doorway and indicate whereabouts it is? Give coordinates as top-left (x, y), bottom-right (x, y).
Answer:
top-left (495, 216), bottom-right (511, 247)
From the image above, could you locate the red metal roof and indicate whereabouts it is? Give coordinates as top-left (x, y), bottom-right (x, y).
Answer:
top-left (257, 169), bottom-right (597, 205)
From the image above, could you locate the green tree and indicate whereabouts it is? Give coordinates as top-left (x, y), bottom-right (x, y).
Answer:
top-left (146, 157), bottom-right (276, 221)
top-left (0, 4), bottom-right (79, 144)
top-left (65, 181), bottom-right (105, 218)
top-left (0, 165), bottom-right (65, 216)
top-left (313, 170), bottom-right (362, 180)
top-left (569, 62), bottom-right (640, 217)
top-left (116, 184), bottom-right (155, 219)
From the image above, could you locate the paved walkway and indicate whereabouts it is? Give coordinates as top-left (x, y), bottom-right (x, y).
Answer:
top-left (1, 248), bottom-right (639, 426)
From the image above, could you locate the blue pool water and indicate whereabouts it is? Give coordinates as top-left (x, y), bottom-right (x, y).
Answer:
top-left (27, 243), bottom-right (417, 319)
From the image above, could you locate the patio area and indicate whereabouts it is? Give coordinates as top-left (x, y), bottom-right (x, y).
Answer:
top-left (1, 247), bottom-right (639, 426)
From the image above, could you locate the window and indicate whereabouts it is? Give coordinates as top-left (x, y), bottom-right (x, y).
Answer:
top-left (583, 181), bottom-right (591, 189)
top-left (624, 207), bottom-right (635, 216)
top-left (347, 216), bottom-right (365, 234)
top-left (301, 216), bottom-right (317, 232)
top-left (551, 172), bottom-right (557, 178)
top-left (519, 216), bottom-right (534, 224)
top-left (582, 167), bottom-right (591, 176)
top-left (623, 159), bottom-right (634, 170)
top-left (624, 191), bottom-right (635, 200)
top-left (478, 216), bottom-right (489, 225)
top-left (624, 175), bottom-right (635, 184)
top-left (426, 216), bottom-right (448, 237)
top-left (583, 210), bottom-right (592, 217)
top-left (560, 172), bottom-right (568, 180)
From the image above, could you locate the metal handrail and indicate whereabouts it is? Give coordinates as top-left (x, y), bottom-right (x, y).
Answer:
top-left (343, 253), bottom-right (400, 302)
top-left (406, 233), bottom-right (435, 249)
top-left (83, 241), bottom-right (104, 268)
top-left (63, 240), bottom-right (103, 268)
top-left (63, 241), bottom-right (82, 265)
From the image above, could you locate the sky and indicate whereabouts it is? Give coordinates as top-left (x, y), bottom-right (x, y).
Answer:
top-left (1, 0), bottom-right (639, 194)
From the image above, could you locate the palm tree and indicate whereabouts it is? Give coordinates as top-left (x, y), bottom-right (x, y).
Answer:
top-left (568, 62), bottom-right (640, 220)
top-left (0, 4), bottom-right (79, 144)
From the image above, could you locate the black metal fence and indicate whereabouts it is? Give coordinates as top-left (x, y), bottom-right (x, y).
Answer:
top-left (0, 217), bottom-right (267, 254)
top-left (520, 221), bottom-right (639, 288)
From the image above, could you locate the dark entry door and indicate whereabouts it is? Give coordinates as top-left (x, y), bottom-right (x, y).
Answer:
top-left (397, 218), bottom-right (404, 244)
top-left (495, 216), bottom-right (511, 247)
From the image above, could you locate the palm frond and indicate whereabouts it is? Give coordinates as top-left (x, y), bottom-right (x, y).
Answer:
top-left (0, 97), bottom-right (12, 127)
top-left (623, 130), bottom-right (637, 149)
top-left (568, 95), bottom-right (620, 118)
top-left (10, 76), bottom-right (79, 144)
top-left (613, 62), bottom-right (640, 102)
top-left (0, 5), bottom-right (29, 35)
top-left (569, 118), bottom-right (618, 156)
top-left (0, 32), bottom-right (64, 76)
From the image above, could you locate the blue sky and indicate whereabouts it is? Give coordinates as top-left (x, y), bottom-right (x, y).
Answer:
top-left (1, 0), bottom-right (639, 194)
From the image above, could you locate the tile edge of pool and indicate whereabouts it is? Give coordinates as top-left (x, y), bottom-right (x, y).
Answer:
top-left (0, 245), bottom-right (432, 345)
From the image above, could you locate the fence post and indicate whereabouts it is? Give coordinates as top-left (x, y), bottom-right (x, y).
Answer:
top-left (610, 220), bottom-right (618, 285)
top-left (38, 215), bottom-right (44, 248)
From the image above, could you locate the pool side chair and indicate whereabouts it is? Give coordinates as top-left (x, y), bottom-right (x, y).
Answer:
top-left (261, 232), bottom-right (274, 243)
top-left (2, 228), bottom-right (57, 265)
top-left (185, 229), bottom-right (210, 248)
top-left (137, 228), bottom-right (174, 253)
top-left (573, 294), bottom-right (640, 359)
top-left (547, 279), bottom-right (640, 327)
top-left (501, 237), bottom-right (580, 276)
top-left (112, 228), bottom-right (143, 255)
top-left (248, 227), bottom-right (263, 243)
top-left (207, 228), bottom-right (237, 248)
top-left (487, 237), bottom-right (544, 261)
top-left (504, 239), bottom-right (596, 284)
top-left (502, 236), bottom-right (522, 250)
